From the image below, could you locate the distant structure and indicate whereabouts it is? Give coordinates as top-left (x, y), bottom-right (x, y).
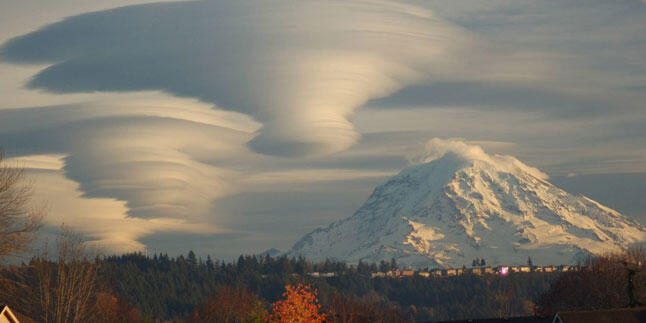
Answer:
top-left (370, 272), bottom-right (386, 278)
top-left (363, 264), bottom-right (579, 279)
top-left (297, 263), bottom-right (580, 280)
top-left (307, 272), bottom-right (336, 278)
top-left (401, 270), bottom-right (415, 277)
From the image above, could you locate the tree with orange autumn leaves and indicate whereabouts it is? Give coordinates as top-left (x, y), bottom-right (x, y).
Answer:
top-left (186, 283), bottom-right (325, 323)
top-left (269, 283), bottom-right (326, 323)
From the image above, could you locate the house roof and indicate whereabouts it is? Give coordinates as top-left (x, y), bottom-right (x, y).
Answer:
top-left (1, 305), bottom-right (35, 323)
top-left (554, 307), bottom-right (646, 323)
top-left (1, 305), bottom-right (19, 323)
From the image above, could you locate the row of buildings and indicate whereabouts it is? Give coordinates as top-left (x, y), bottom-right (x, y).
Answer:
top-left (294, 265), bottom-right (579, 279)
top-left (370, 265), bottom-right (579, 278)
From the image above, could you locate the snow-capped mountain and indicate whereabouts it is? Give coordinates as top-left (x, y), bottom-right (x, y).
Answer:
top-left (287, 139), bottom-right (646, 268)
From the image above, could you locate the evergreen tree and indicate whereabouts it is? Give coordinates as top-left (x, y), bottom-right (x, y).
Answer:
top-left (206, 256), bottom-right (214, 270)
top-left (187, 250), bottom-right (197, 266)
top-left (390, 257), bottom-right (398, 270)
top-left (379, 260), bottom-right (389, 272)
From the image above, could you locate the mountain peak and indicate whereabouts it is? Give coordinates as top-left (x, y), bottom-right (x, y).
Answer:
top-left (288, 139), bottom-right (645, 268)
top-left (410, 138), bottom-right (549, 181)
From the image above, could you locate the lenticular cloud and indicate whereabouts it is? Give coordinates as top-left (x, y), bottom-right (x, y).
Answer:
top-left (1, 0), bottom-right (474, 157)
top-left (0, 99), bottom-right (253, 220)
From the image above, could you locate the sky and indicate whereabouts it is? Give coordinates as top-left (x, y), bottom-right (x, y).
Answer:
top-left (0, 0), bottom-right (645, 260)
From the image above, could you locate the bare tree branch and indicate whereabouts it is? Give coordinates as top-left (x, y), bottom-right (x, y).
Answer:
top-left (2, 225), bottom-right (101, 322)
top-left (0, 149), bottom-right (44, 261)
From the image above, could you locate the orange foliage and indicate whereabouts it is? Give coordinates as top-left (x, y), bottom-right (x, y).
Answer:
top-left (270, 284), bottom-right (326, 323)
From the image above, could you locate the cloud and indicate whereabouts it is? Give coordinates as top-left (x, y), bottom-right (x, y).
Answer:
top-left (0, 97), bottom-right (396, 253)
top-left (0, 0), bottom-right (480, 157)
top-left (242, 168), bottom-right (396, 187)
top-left (0, 96), bottom-right (260, 252)
top-left (4, 154), bottom-right (66, 171)
top-left (412, 138), bottom-right (549, 180)
top-left (366, 0), bottom-right (646, 117)
top-left (0, 97), bottom-right (254, 221)
top-left (413, 138), bottom-right (489, 164)
top-left (367, 81), bottom-right (613, 118)
top-left (7, 154), bottom-right (226, 254)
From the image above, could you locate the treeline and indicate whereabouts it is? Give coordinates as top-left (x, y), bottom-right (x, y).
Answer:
top-left (535, 247), bottom-right (646, 315)
top-left (97, 252), bottom-right (559, 321)
top-left (5, 247), bottom-right (646, 322)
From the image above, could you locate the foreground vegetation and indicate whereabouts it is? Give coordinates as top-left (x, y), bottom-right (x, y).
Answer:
top-left (100, 252), bottom-right (561, 321)
top-left (3, 248), bottom-right (561, 322)
top-left (7, 248), bottom-right (646, 322)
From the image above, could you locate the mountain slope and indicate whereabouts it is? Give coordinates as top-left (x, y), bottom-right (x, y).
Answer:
top-left (287, 140), bottom-right (646, 268)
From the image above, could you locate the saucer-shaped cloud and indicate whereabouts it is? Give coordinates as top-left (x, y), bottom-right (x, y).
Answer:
top-left (1, 0), bottom-right (474, 157)
top-left (6, 154), bottom-right (225, 253)
top-left (0, 97), bottom-right (254, 220)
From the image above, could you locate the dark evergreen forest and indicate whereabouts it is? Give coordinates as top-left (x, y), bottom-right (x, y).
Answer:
top-left (98, 252), bottom-right (559, 322)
